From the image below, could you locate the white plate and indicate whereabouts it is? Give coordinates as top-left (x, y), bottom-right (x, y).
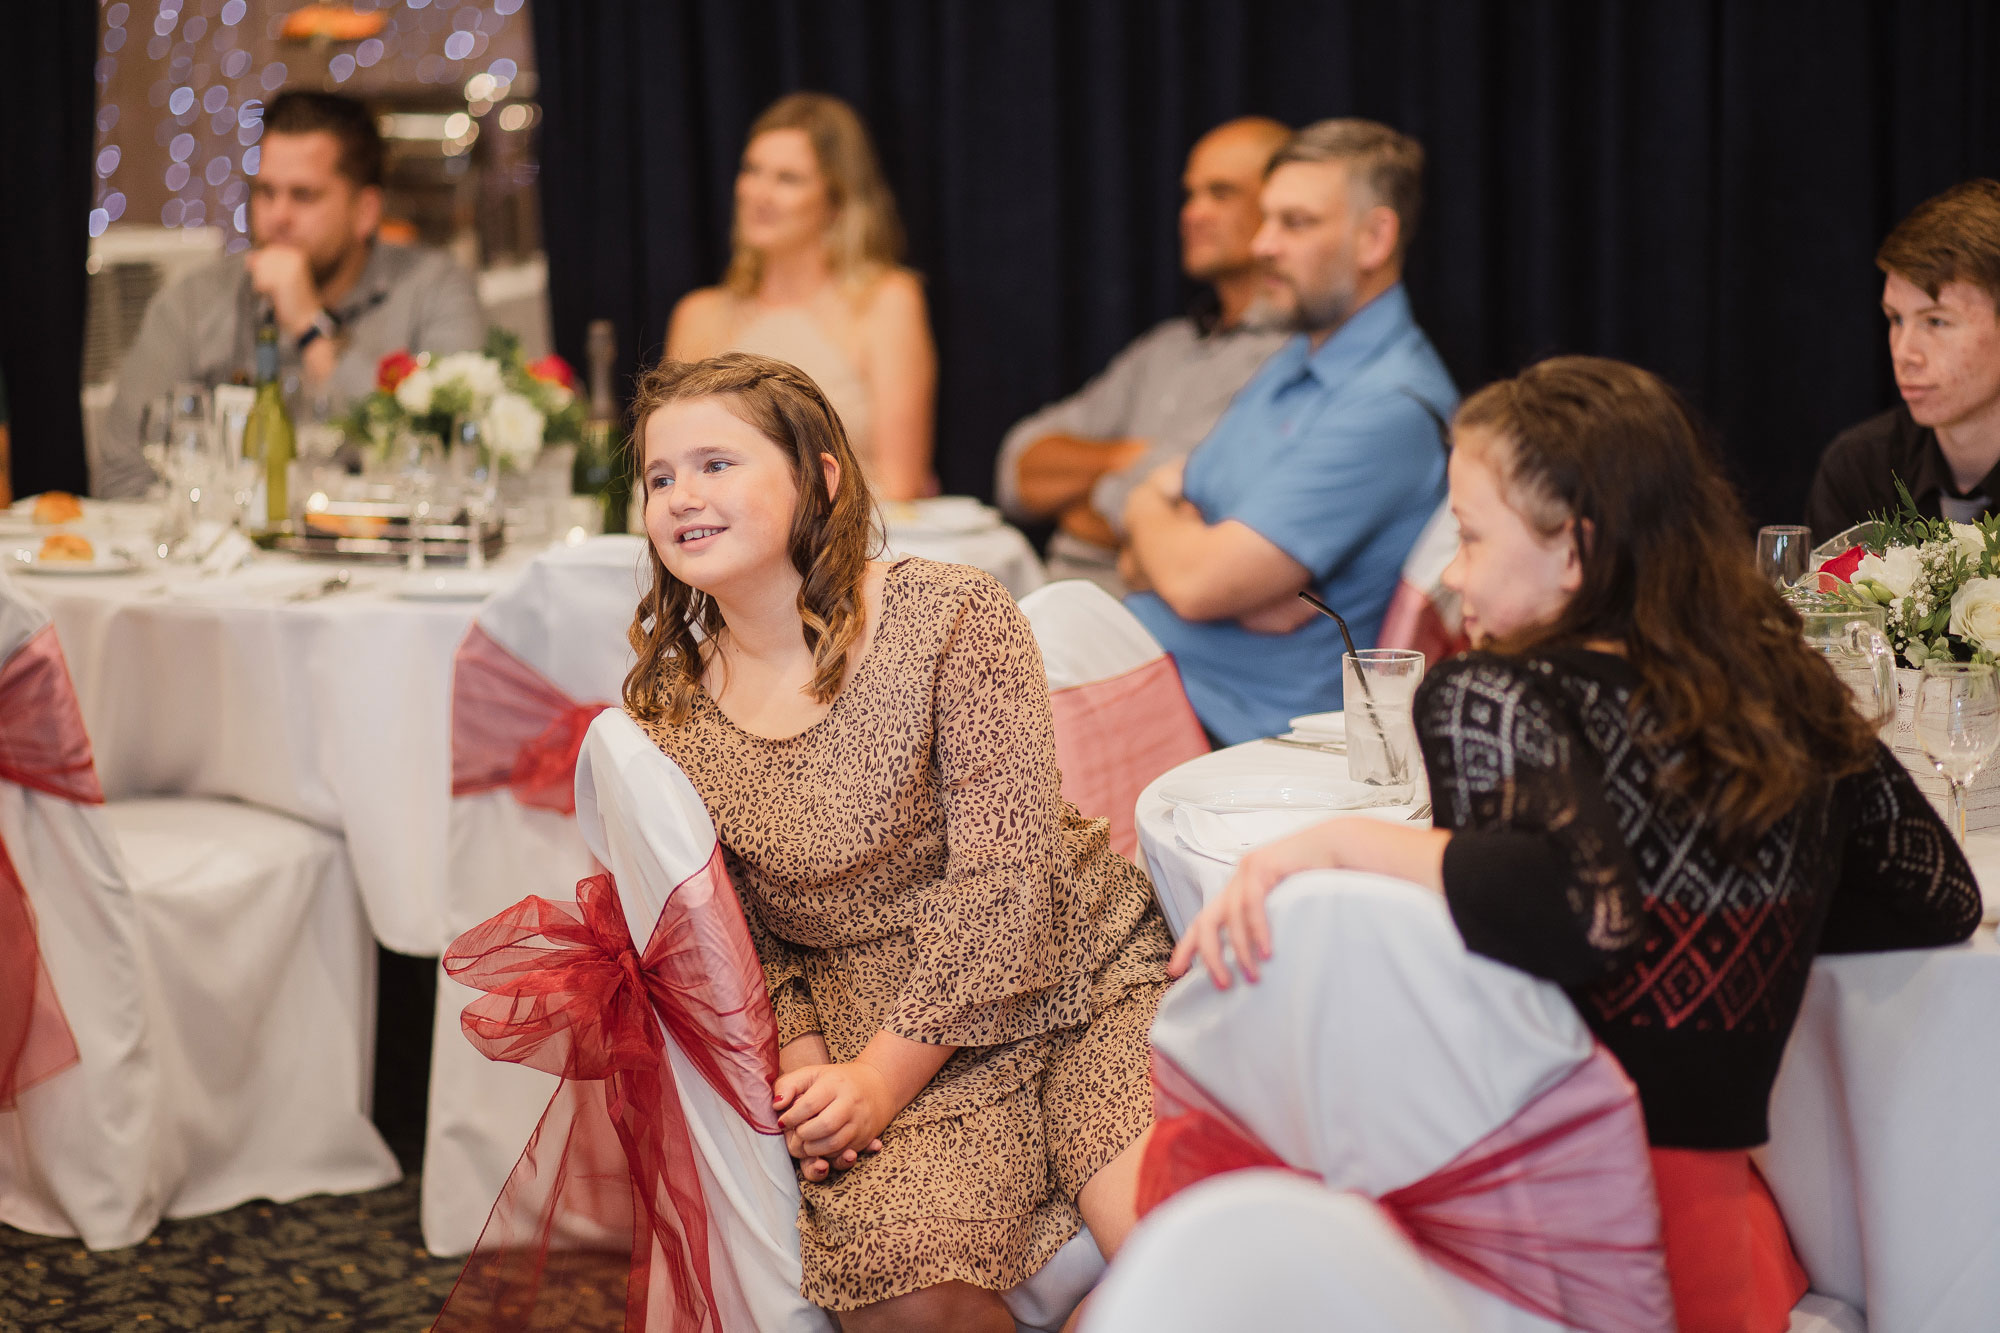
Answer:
top-left (396, 569), bottom-right (501, 602)
top-left (1157, 778), bottom-right (1360, 814)
top-left (7, 549), bottom-right (140, 576)
top-left (1285, 710), bottom-right (1346, 742)
top-left (881, 497), bottom-right (1002, 536)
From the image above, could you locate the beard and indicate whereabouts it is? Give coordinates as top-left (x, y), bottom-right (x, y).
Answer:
top-left (1278, 270), bottom-right (1358, 333)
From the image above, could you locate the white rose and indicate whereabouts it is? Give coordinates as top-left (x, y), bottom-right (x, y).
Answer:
top-left (1954, 522), bottom-right (1990, 568)
top-left (393, 366), bottom-right (435, 414)
top-left (1950, 576), bottom-right (2000, 653)
top-left (430, 351), bottom-right (506, 412)
top-left (482, 391), bottom-right (545, 468)
top-left (1855, 545), bottom-right (1922, 598)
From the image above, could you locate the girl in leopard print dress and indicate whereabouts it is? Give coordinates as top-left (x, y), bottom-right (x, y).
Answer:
top-left (622, 350), bottom-right (1172, 1330)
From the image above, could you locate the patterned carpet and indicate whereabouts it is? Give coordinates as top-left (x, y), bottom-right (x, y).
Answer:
top-left (0, 1176), bottom-right (464, 1332)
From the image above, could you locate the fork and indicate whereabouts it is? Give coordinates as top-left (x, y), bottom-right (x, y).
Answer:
top-left (1405, 802), bottom-right (1432, 821)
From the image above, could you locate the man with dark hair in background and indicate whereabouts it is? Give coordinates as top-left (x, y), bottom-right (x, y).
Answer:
top-left (1807, 179), bottom-right (2000, 536)
top-left (1120, 118), bottom-right (1457, 744)
top-left (993, 117), bottom-right (1291, 592)
top-left (98, 90), bottom-right (483, 497)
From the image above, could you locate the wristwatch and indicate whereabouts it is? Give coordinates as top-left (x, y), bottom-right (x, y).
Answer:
top-left (295, 308), bottom-right (340, 353)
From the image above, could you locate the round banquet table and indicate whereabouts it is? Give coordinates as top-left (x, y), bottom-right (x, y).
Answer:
top-left (12, 547), bottom-right (551, 955)
top-left (883, 513), bottom-right (1045, 598)
top-left (1137, 740), bottom-right (2000, 1333)
top-left (8, 497), bottom-right (1046, 956)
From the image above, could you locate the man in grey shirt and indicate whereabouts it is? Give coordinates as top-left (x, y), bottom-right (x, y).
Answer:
top-left (994, 117), bottom-right (1291, 592)
top-left (98, 90), bottom-right (483, 497)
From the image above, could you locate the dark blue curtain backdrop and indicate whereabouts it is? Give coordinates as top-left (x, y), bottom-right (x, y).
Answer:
top-left (530, 1), bottom-right (1999, 528)
top-left (1, 3), bottom-right (96, 497)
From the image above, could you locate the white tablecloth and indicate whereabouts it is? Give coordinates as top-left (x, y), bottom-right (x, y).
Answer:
top-left (1136, 740), bottom-right (1422, 938)
top-left (14, 551), bottom-right (535, 955)
top-left (1138, 740), bottom-right (2000, 1333)
top-left (886, 520), bottom-right (1044, 598)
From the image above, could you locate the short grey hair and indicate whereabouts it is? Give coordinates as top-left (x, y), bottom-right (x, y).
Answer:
top-left (1268, 118), bottom-right (1425, 260)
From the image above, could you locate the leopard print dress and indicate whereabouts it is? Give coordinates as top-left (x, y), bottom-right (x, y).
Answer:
top-left (633, 557), bottom-right (1171, 1312)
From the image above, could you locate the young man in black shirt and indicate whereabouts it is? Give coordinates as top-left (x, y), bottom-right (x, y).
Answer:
top-left (1806, 179), bottom-right (2000, 536)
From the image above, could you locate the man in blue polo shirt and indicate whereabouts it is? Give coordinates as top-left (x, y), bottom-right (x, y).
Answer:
top-left (1120, 118), bottom-right (1456, 744)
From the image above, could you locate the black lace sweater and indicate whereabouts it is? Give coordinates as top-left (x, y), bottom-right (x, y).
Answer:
top-left (1418, 648), bottom-right (1984, 1150)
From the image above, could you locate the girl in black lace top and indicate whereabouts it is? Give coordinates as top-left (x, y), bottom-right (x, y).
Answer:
top-left (1171, 356), bottom-right (1981, 1333)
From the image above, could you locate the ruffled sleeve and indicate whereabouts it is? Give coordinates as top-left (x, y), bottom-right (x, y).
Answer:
top-left (885, 572), bottom-right (1078, 1048)
top-left (1416, 654), bottom-right (1646, 984)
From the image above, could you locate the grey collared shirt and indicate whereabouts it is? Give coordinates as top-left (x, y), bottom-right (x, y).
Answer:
top-left (993, 314), bottom-right (1286, 592)
top-left (96, 241), bottom-right (485, 497)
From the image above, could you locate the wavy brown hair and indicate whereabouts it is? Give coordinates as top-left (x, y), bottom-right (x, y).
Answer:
top-left (724, 92), bottom-right (906, 301)
top-left (1456, 356), bottom-right (1879, 845)
top-left (621, 352), bottom-right (878, 726)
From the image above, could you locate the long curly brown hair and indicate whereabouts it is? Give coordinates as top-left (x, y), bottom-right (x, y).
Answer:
top-left (1457, 356), bottom-right (1879, 845)
top-left (620, 352), bottom-right (878, 726)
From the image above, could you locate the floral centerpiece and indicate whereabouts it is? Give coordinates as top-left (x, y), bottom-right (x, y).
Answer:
top-left (1814, 480), bottom-right (2000, 668)
top-left (340, 328), bottom-right (584, 470)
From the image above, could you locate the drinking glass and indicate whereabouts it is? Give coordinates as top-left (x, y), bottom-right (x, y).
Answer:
top-left (1342, 649), bottom-right (1426, 789)
top-left (1793, 594), bottom-right (1896, 735)
top-left (1756, 525), bottom-right (1813, 589)
top-left (453, 419), bottom-right (498, 572)
top-left (395, 430), bottom-right (443, 574)
top-left (158, 382), bottom-right (216, 558)
top-left (1914, 661), bottom-right (2000, 845)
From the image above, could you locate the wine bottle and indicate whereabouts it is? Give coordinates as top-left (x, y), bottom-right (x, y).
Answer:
top-left (243, 317), bottom-right (295, 527)
top-left (580, 318), bottom-right (629, 534)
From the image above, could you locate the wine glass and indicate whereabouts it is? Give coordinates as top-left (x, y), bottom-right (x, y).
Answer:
top-left (1756, 525), bottom-right (1813, 589)
top-left (1914, 661), bottom-right (2000, 845)
top-left (453, 418), bottom-right (497, 573)
top-left (395, 430), bottom-right (443, 574)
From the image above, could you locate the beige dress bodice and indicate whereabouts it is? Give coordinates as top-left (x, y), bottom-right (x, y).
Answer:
top-left (724, 300), bottom-right (875, 466)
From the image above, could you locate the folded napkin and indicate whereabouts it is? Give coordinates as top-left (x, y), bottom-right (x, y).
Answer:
top-left (197, 527), bottom-right (256, 576)
top-left (165, 564), bottom-right (338, 602)
top-left (1285, 710), bottom-right (1346, 743)
top-left (1171, 785), bottom-right (1410, 865)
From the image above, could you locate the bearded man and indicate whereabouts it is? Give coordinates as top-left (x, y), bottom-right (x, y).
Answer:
top-left (98, 90), bottom-right (482, 497)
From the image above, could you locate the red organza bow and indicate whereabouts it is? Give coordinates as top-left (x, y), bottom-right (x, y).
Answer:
top-left (1138, 1045), bottom-right (1675, 1333)
top-left (451, 623), bottom-right (611, 815)
top-left (0, 625), bottom-right (102, 1109)
top-left (1047, 655), bottom-right (1210, 857)
top-left (434, 847), bottom-right (781, 1333)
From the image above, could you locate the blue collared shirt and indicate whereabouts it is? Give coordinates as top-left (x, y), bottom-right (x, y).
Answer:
top-left (1127, 284), bottom-right (1457, 744)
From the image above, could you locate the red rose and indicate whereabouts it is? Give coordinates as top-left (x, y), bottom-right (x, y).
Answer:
top-left (377, 349), bottom-right (420, 392)
top-left (526, 354), bottom-right (579, 392)
top-left (1816, 544), bottom-right (1866, 590)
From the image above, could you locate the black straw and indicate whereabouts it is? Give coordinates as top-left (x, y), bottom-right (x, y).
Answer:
top-left (1297, 590), bottom-right (1378, 704)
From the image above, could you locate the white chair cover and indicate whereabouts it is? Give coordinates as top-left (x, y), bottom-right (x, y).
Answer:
top-left (1146, 869), bottom-right (1607, 1333)
top-left (1083, 1169), bottom-right (1469, 1333)
top-left (423, 534), bottom-right (649, 1255)
top-left (1020, 580), bottom-right (1166, 692)
top-left (1019, 580), bottom-right (1208, 859)
top-left (573, 709), bottom-right (1104, 1331)
top-left (0, 572), bottom-right (395, 1247)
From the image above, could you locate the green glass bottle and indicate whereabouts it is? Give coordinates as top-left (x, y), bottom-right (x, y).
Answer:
top-left (244, 320), bottom-right (295, 527)
top-left (582, 319), bottom-right (629, 534)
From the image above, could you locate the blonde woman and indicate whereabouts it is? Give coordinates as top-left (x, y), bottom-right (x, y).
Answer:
top-left (667, 92), bottom-right (937, 501)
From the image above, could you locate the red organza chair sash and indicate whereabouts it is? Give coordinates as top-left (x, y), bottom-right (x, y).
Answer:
top-left (1047, 654), bottom-right (1209, 858)
top-left (434, 845), bottom-right (782, 1333)
top-left (1138, 1046), bottom-right (1675, 1333)
top-left (0, 624), bottom-right (99, 1108)
top-left (451, 623), bottom-right (611, 816)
